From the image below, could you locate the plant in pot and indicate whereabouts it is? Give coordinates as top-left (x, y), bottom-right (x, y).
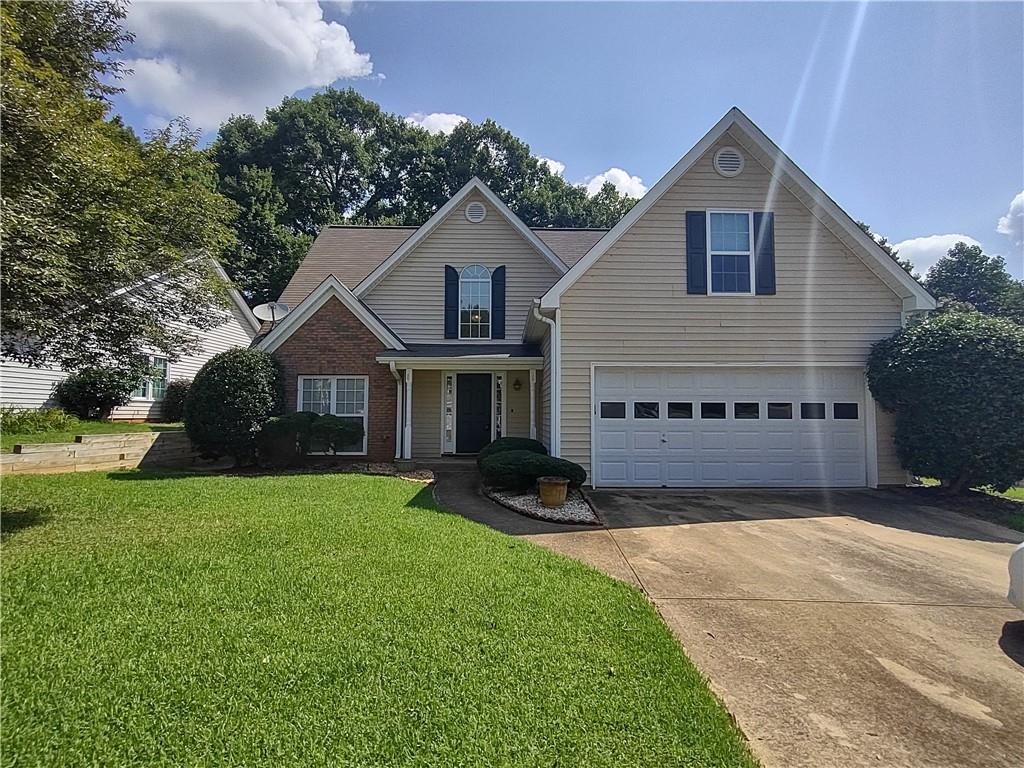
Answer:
top-left (537, 476), bottom-right (570, 508)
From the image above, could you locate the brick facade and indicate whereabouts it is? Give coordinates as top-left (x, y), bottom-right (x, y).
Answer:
top-left (272, 298), bottom-right (397, 461)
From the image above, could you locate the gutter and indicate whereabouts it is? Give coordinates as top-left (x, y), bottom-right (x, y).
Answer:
top-left (532, 301), bottom-right (560, 457)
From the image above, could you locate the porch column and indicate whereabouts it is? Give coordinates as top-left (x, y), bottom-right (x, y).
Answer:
top-left (402, 368), bottom-right (413, 460)
top-left (394, 376), bottom-right (403, 459)
top-left (529, 369), bottom-right (537, 440)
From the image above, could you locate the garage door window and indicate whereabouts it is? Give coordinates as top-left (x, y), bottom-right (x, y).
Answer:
top-left (834, 403), bottom-right (859, 420)
top-left (767, 402), bottom-right (793, 419)
top-left (668, 402), bottom-right (693, 419)
top-left (701, 402), bottom-right (727, 419)
top-left (734, 402), bottom-right (760, 419)
top-left (600, 402), bottom-right (626, 419)
top-left (634, 402), bottom-right (659, 419)
top-left (800, 402), bottom-right (826, 419)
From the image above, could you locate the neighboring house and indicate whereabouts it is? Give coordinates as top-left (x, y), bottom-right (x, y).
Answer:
top-left (257, 108), bottom-right (935, 488)
top-left (0, 263), bottom-right (259, 421)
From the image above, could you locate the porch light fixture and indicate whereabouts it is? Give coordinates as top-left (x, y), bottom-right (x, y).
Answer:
top-left (513, 378), bottom-right (522, 391)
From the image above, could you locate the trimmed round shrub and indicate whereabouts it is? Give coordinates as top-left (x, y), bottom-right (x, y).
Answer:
top-left (311, 415), bottom-right (364, 455)
top-left (480, 449), bottom-right (587, 491)
top-left (476, 436), bottom-right (548, 469)
top-left (867, 309), bottom-right (1024, 492)
top-left (183, 348), bottom-right (283, 464)
top-left (54, 366), bottom-right (142, 420)
top-left (161, 379), bottom-right (191, 422)
top-left (255, 414), bottom-right (305, 468)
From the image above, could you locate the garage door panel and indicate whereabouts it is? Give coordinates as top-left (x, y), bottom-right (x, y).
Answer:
top-left (633, 431), bottom-right (662, 450)
top-left (665, 462), bottom-right (696, 482)
top-left (700, 431), bottom-right (729, 450)
top-left (599, 461), bottom-right (627, 482)
top-left (632, 462), bottom-right (662, 482)
top-left (666, 431), bottom-right (695, 449)
top-left (733, 431), bottom-right (762, 450)
top-left (599, 431), bottom-right (627, 450)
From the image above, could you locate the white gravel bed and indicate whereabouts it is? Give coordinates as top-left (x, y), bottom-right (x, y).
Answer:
top-left (484, 487), bottom-right (600, 525)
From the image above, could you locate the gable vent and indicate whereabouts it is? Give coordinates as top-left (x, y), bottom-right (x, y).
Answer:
top-left (713, 147), bottom-right (744, 178)
top-left (465, 201), bottom-right (487, 223)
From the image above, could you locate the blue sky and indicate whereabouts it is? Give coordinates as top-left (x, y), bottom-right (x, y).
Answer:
top-left (112, 1), bottom-right (1023, 277)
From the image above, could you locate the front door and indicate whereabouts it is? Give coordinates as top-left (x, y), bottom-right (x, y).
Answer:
top-left (456, 373), bottom-right (492, 453)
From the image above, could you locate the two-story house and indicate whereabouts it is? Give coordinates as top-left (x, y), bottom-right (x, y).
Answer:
top-left (257, 108), bottom-right (935, 488)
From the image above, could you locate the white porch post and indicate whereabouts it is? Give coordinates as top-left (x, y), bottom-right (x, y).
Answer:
top-left (529, 369), bottom-right (537, 440)
top-left (402, 368), bottom-right (413, 460)
top-left (394, 376), bottom-right (403, 459)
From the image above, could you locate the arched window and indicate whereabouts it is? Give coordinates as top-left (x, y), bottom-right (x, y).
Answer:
top-left (459, 264), bottom-right (491, 339)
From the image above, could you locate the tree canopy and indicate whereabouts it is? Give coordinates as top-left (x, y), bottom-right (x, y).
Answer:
top-left (924, 242), bottom-right (1023, 324)
top-left (1, 0), bottom-right (236, 373)
top-left (856, 222), bottom-right (916, 276)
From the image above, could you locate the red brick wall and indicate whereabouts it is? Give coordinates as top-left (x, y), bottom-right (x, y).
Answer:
top-left (272, 298), bottom-right (397, 461)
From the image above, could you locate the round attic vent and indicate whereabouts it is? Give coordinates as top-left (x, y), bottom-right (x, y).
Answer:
top-left (465, 201), bottom-right (487, 223)
top-left (713, 146), bottom-right (744, 177)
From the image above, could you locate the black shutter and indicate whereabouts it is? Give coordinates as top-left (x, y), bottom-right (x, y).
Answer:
top-left (753, 212), bottom-right (776, 295)
top-left (685, 211), bottom-right (707, 294)
top-left (444, 265), bottom-right (458, 338)
top-left (491, 266), bottom-right (506, 339)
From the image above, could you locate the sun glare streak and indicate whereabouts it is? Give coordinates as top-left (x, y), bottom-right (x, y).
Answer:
top-left (819, 0), bottom-right (869, 173)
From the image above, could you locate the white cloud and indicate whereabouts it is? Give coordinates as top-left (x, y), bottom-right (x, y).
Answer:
top-left (404, 112), bottom-right (468, 135)
top-left (121, 1), bottom-right (373, 130)
top-left (537, 157), bottom-right (565, 176)
top-left (892, 234), bottom-right (983, 275)
top-left (996, 190), bottom-right (1023, 251)
top-left (583, 167), bottom-right (647, 198)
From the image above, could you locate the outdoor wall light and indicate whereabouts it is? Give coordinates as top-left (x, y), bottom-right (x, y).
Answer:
top-left (513, 378), bottom-right (522, 391)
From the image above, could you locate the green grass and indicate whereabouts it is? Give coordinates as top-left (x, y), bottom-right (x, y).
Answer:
top-left (1, 471), bottom-right (754, 767)
top-left (1, 421), bottom-right (182, 452)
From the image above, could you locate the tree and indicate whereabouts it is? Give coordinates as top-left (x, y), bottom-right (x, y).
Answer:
top-left (1, 0), bottom-right (237, 372)
top-left (924, 242), bottom-right (1023, 324)
top-left (857, 222), bottom-right (916, 276)
top-left (867, 309), bottom-right (1024, 492)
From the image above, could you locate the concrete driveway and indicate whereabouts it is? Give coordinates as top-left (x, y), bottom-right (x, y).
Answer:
top-left (583, 488), bottom-right (1024, 768)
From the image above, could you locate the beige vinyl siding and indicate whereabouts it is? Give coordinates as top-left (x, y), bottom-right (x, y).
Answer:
top-left (540, 331), bottom-right (552, 448)
top-left (364, 190), bottom-right (561, 343)
top-left (559, 131), bottom-right (904, 481)
top-left (505, 370), bottom-right (531, 438)
top-left (411, 370), bottom-right (442, 459)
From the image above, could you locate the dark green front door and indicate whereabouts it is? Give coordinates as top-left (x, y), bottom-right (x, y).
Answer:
top-left (456, 373), bottom-right (492, 453)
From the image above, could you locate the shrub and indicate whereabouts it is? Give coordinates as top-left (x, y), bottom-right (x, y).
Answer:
top-left (161, 379), bottom-right (191, 422)
top-left (53, 367), bottom-right (142, 419)
top-left (0, 406), bottom-right (79, 434)
top-left (255, 412), bottom-right (366, 467)
top-left (867, 309), bottom-right (1024, 492)
top-left (480, 449), bottom-right (587, 491)
top-left (311, 415), bottom-right (364, 455)
top-left (476, 436), bottom-right (548, 469)
top-left (255, 414), bottom-right (303, 468)
top-left (183, 349), bottom-right (283, 464)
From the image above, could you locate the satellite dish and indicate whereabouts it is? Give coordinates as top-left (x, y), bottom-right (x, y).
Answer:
top-left (253, 302), bottom-right (290, 324)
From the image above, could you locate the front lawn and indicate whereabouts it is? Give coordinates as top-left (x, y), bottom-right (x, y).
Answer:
top-left (1, 421), bottom-right (182, 452)
top-left (1, 471), bottom-right (754, 767)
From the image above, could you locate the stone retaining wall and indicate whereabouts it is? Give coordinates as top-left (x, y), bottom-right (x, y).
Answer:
top-left (1, 432), bottom-right (201, 475)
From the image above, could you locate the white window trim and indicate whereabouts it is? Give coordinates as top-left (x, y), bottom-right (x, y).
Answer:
top-left (296, 374), bottom-right (369, 456)
top-left (133, 355), bottom-right (170, 401)
top-left (458, 264), bottom-right (492, 340)
top-left (706, 209), bottom-right (755, 296)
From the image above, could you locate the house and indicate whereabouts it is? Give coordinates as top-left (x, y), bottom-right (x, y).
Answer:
top-left (257, 108), bottom-right (935, 488)
top-left (0, 263), bottom-right (260, 421)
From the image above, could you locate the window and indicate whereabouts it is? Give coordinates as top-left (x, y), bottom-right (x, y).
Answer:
top-left (767, 402), bottom-right (793, 419)
top-left (701, 402), bottom-right (727, 419)
top-left (600, 402), bottom-right (626, 419)
top-left (800, 402), bottom-right (826, 420)
top-left (298, 376), bottom-right (368, 454)
top-left (834, 402), bottom-right (859, 420)
top-left (494, 374), bottom-right (504, 438)
top-left (668, 402), bottom-right (693, 419)
top-left (634, 402), bottom-right (659, 419)
top-left (734, 402), bottom-right (760, 419)
top-left (133, 356), bottom-right (168, 400)
top-left (459, 264), bottom-right (491, 339)
top-left (708, 211), bottom-right (753, 294)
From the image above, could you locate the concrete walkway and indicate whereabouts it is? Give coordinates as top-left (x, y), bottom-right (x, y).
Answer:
top-left (430, 466), bottom-right (1024, 768)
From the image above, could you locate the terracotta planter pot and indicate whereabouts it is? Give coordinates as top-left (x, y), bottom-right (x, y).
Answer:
top-left (538, 476), bottom-right (570, 508)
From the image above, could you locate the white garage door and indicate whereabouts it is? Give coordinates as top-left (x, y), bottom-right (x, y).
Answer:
top-left (593, 367), bottom-right (868, 488)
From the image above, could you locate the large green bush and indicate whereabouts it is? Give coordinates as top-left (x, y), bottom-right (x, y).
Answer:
top-left (311, 415), bottom-right (364, 455)
top-left (480, 450), bottom-right (587, 491)
top-left (161, 379), bottom-right (191, 422)
top-left (183, 349), bottom-right (283, 463)
top-left (867, 309), bottom-right (1024, 492)
top-left (254, 412), bottom-right (364, 468)
top-left (0, 406), bottom-right (79, 434)
top-left (476, 436), bottom-right (548, 469)
top-left (53, 367), bottom-right (142, 419)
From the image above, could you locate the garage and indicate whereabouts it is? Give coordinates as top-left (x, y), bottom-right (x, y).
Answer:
top-left (592, 366), bottom-right (869, 488)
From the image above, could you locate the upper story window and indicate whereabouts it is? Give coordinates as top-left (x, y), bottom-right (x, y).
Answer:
top-left (707, 211), bottom-right (753, 295)
top-left (133, 355), bottom-right (168, 400)
top-left (459, 264), bottom-right (491, 339)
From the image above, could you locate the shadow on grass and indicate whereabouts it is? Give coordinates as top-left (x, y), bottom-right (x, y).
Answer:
top-left (1, 507), bottom-right (50, 538)
top-left (405, 484), bottom-right (441, 512)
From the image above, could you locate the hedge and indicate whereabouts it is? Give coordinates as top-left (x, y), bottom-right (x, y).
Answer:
top-left (476, 436), bottom-right (548, 469)
top-left (480, 449), bottom-right (587, 491)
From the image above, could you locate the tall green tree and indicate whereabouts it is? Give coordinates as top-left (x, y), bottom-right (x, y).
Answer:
top-left (925, 242), bottom-right (1023, 324)
top-left (1, 0), bottom-right (237, 372)
top-left (857, 221), bottom-right (916, 276)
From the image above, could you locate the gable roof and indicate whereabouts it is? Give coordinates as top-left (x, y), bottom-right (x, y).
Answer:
top-left (540, 107), bottom-right (936, 312)
top-left (256, 275), bottom-right (405, 353)
top-left (353, 177), bottom-right (568, 297)
top-left (210, 259), bottom-right (261, 336)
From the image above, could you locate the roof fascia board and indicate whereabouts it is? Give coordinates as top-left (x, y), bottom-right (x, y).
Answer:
top-left (354, 178), bottom-right (566, 298)
top-left (209, 258), bottom-right (260, 335)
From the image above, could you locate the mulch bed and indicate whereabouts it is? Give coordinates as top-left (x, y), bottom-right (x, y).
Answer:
top-left (483, 487), bottom-right (601, 525)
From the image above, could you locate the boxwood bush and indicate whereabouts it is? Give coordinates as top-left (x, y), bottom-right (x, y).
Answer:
top-left (476, 436), bottom-right (548, 469)
top-left (255, 412), bottom-right (365, 468)
top-left (53, 367), bottom-right (142, 419)
top-left (161, 379), bottom-right (191, 423)
top-left (480, 449), bottom-right (587, 491)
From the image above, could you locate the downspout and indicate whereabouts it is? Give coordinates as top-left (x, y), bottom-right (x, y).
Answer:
top-left (532, 302), bottom-right (560, 457)
top-left (389, 362), bottom-right (402, 459)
